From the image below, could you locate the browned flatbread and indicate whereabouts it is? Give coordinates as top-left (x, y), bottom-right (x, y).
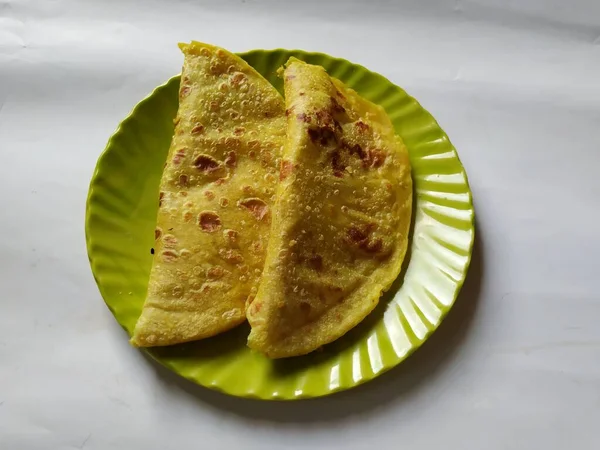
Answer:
top-left (247, 58), bottom-right (412, 358)
top-left (131, 42), bottom-right (285, 347)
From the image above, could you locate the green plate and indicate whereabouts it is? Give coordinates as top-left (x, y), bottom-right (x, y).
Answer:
top-left (86, 49), bottom-right (474, 400)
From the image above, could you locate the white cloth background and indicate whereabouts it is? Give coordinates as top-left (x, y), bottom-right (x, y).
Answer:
top-left (1, 0), bottom-right (600, 449)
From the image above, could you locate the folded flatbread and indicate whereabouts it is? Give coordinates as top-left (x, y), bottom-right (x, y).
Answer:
top-left (131, 42), bottom-right (285, 347)
top-left (247, 58), bottom-right (412, 358)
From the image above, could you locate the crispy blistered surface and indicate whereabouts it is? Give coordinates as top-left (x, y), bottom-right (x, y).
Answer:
top-left (131, 42), bottom-right (285, 347)
top-left (247, 58), bottom-right (412, 358)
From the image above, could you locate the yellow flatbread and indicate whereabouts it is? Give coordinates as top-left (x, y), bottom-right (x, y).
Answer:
top-left (247, 58), bottom-right (412, 358)
top-left (131, 42), bottom-right (285, 347)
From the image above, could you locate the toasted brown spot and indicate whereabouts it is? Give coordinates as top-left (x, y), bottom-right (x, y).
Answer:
top-left (161, 250), bottom-right (179, 262)
top-left (204, 190), bottom-right (215, 200)
top-left (296, 112), bottom-right (311, 123)
top-left (159, 192), bottom-right (165, 207)
top-left (183, 211), bottom-right (193, 222)
top-left (346, 142), bottom-right (366, 159)
top-left (331, 151), bottom-right (345, 177)
top-left (209, 100), bottom-right (219, 111)
top-left (308, 254), bottom-right (323, 271)
top-left (155, 228), bottom-right (162, 240)
top-left (234, 126), bottom-right (245, 135)
top-left (239, 198), bottom-right (269, 220)
top-left (355, 120), bottom-right (369, 132)
top-left (172, 149), bottom-right (185, 165)
top-left (345, 224), bottom-right (383, 253)
top-left (242, 185), bottom-right (253, 195)
top-left (330, 142), bottom-right (371, 176)
top-left (308, 126), bottom-right (337, 147)
top-left (223, 229), bottom-right (238, 243)
top-left (191, 124), bottom-right (205, 134)
top-left (230, 72), bottom-right (246, 86)
top-left (179, 191), bottom-right (188, 197)
top-left (347, 226), bottom-right (367, 243)
top-left (251, 240), bottom-right (263, 253)
top-left (162, 234), bottom-right (178, 248)
top-left (248, 140), bottom-right (260, 149)
top-left (179, 86), bottom-right (191, 98)
top-left (219, 249), bottom-right (244, 264)
top-left (194, 154), bottom-right (221, 172)
top-left (365, 148), bottom-right (386, 168)
top-left (250, 301), bottom-right (262, 314)
top-left (315, 109), bottom-right (335, 125)
top-left (219, 197), bottom-right (229, 207)
top-left (207, 266), bottom-right (225, 280)
top-left (280, 160), bottom-right (294, 180)
top-left (224, 136), bottom-right (240, 148)
top-left (198, 211), bottom-right (221, 232)
top-left (224, 151), bottom-right (237, 168)
top-left (179, 174), bottom-right (188, 186)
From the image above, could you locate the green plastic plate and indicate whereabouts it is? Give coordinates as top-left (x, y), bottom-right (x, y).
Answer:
top-left (86, 49), bottom-right (474, 400)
